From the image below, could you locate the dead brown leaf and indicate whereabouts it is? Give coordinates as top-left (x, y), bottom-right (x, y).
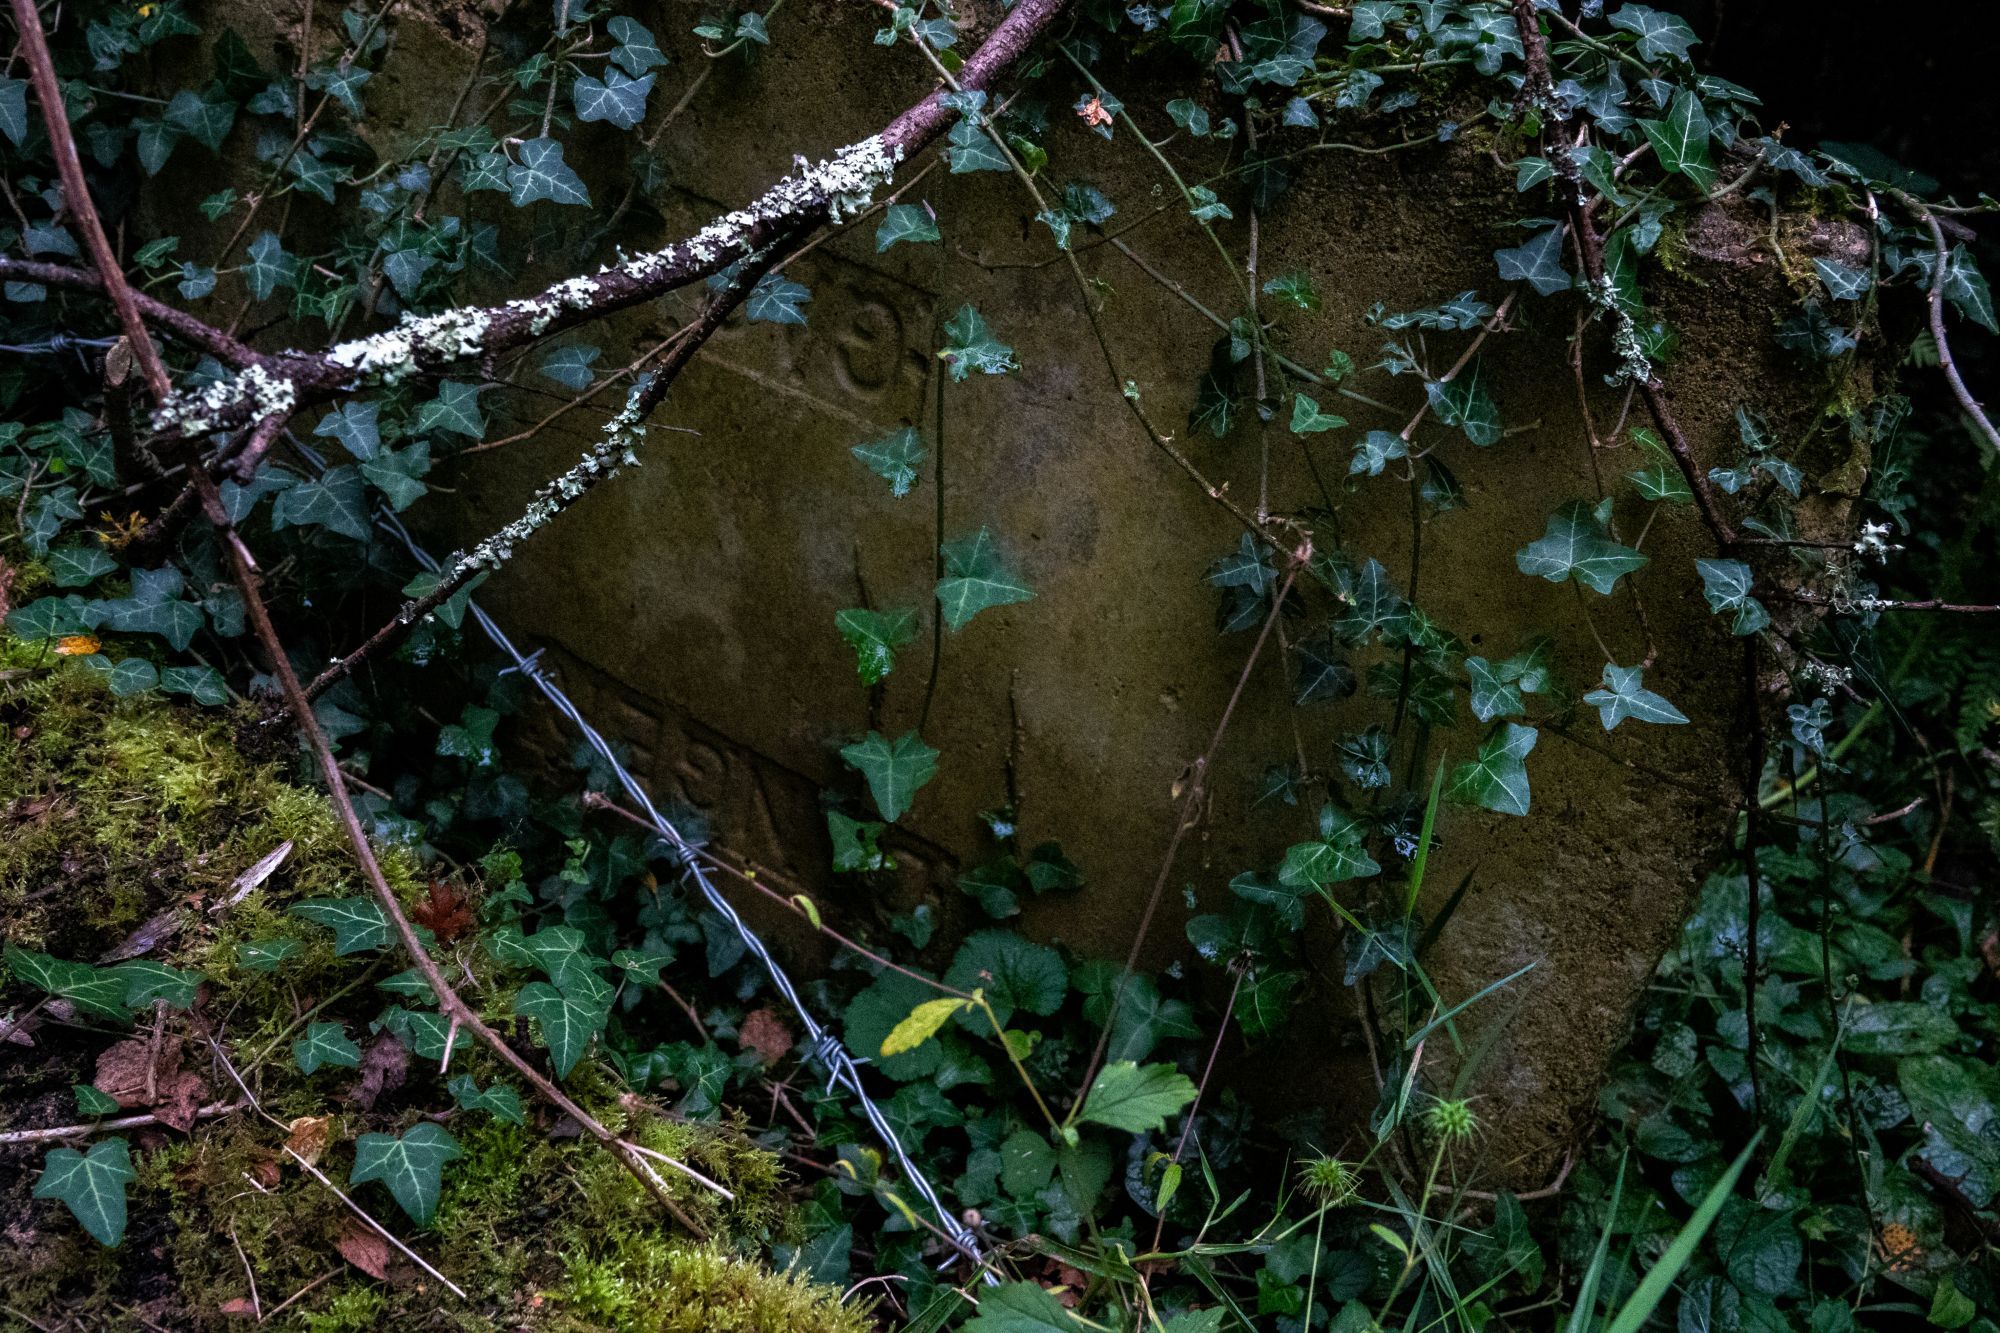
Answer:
top-left (336, 1219), bottom-right (393, 1281)
top-left (347, 1033), bottom-right (408, 1110)
top-left (152, 1069), bottom-right (208, 1132)
top-left (738, 1008), bottom-right (794, 1067)
top-left (217, 1297), bottom-right (257, 1318)
top-left (411, 879), bottom-right (474, 942)
top-left (94, 1036), bottom-right (180, 1110)
top-left (285, 1114), bottom-right (332, 1167)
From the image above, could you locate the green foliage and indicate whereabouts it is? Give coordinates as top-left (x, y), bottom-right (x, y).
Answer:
top-left (349, 1123), bottom-right (463, 1225)
top-left (35, 1138), bottom-right (136, 1246)
top-left (1078, 1061), bottom-right (1198, 1133)
top-left (936, 528), bottom-right (1034, 631)
top-left (839, 730), bottom-right (939, 822)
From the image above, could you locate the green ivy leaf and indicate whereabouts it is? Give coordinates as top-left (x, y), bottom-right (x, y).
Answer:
top-left (46, 544), bottom-right (119, 588)
top-left (1627, 427), bottom-right (1692, 503)
top-left (292, 1021), bottom-right (362, 1074)
top-left (1079, 1061), bottom-right (1198, 1133)
top-left (610, 947), bottom-right (675, 988)
top-left (1608, 4), bottom-right (1699, 62)
top-left (1262, 271), bottom-right (1318, 310)
top-left (1289, 393), bottom-right (1345, 434)
top-left (447, 1075), bottom-right (526, 1125)
top-left (607, 16), bottom-right (667, 75)
top-left (936, 528), bottom-right (1033, 631)
top-left (236, 937), bottom-right (302, 972)
top-left (828, 811), bottom-right (893, 873)
top-left (508, 136), bottom-right (590, 207)
top-left (1495, 227), bottom-right (1571, 296)
top-left (1350, 430), bottom-right (1408, 477)
top-left (272, 466), bottom-right (371, 542)
top-left (876, 203), bottom-right (941, 251)
top-left (1426, 358), bottom-right (1502, 446)
top-left (73, 1083), bottom-right (122, 1116)
top-left (4, 943), bottom-right (129, 1019)
top-left (1335, 558), bottom-right (1411, 644)
top-left (850, 427), bottom-right (925, 496)
top-left (520, 924), bottom-right (610, 997)
top-left (414, 380), bottom-right (486, 439)
top-left (835, 607), bottom-right (918, 685)
top-left (0, 77), bottom-right (27, 147)
top-left (313, 400), bottom-right (381, 460)
top-left (572, 66), bottom-right (654, 130)
top-left (1944, 246), bottom-right (1998, 334)
top-left (1813, 258), bottom-right (1872, 302)
top-left (1516, 500), bottom-right (1648, 595)
top-left (746, 273), bottom-right (812, 325)
top-left (1640, 88), bottom-right (1717, 191)
top-left (539, 344), bottom-right (601, 389)
top-left (939, 305), bottom-right (1018, 379)
top-left (840, 730), bottom-right (940, 823)
top-left (1292, 633), bottom-right (1355, 705)
top-left (1448, 723), bottom-right (1538, 816)
top-left (1465, 656), bottom-right (1527, 722)
top-left (514, 980), bottom-right (610, 1078)
top-left (946, 114), bottom-right (1009, 173)
top-left (35, 1137), bottom-right (135, 1246)
top-left (349, 1123), bottom-right (462, 1225)
top-left (1695, 558), bottom-right (1770, 635)
top-left (108, 960), bottom-right (201, 1010)
top-left (242, 231), bottom-right (295, 301)
top-left (289, 897), bottom-right (390, 955)
top-left (1582, 664), bottom-right (1690, 730)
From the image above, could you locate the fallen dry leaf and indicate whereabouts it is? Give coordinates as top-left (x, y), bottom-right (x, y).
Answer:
top-left (94, 1036), bottom-right (180, 1110)
top-left (347, 1033), bottom-right (408, 1110)
top-left (411, 879), bottom-right (474, 942)
top-left (285, 1114), bottom-right (332, 1167)
top-left (152, 1069), bottom-right (208, 1132)
top-left (217, 1297), bottom-right (257, 1318)
top-left (54, 634), bottom-right (101, 656)
top-left (336, 1219), bottom-right (393, 1280)
top-left (738, 1008), bottom-right (794, 1067)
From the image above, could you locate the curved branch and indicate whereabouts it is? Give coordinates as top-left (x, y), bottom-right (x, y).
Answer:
top-left (0, 258), bottom-right (262, 368)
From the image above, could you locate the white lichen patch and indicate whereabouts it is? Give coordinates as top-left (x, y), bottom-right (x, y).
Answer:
top-left (152, 362), bottom-right (298, 436)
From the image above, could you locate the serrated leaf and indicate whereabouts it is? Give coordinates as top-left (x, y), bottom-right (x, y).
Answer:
top-left (944, 930), bottom-right (1066, 1030)
top-left (35, 1138), bottom-right (135, 1246)
top-left (447, 1075), bottom-right (525, 1125)
top-left (1448, 723), bottom-right (1538, 816)
top-left (840, 730), bottom-right (939, 823)
top-left (875, 203), bottom-right (940, 251)
top-left (1516, 501), bottom-right (1648, 595)
top-left (936, 527), bottom-right (1033, 631)
top-left (1695, 557), bottom-right (1770, 635)
top-left (1583, 663), bottom-right (1690, 730)
top-left (349, 1123), bottom-right (461, 1225)
top-left (835, 607), bottom-right (917, 685)
top-left (850, 427), bottom-right (925, 496)
top-left (1496, 227), bottom-right (1571, 297)
top-left (939, 305), bottom-right (1017, 379)
top-left (289, 897), bottom-right (390, 954)
top-left (1080, 1061), bottom-right (1198, 1134)
top-left (292, 1021), bottom-right (362, 1074)
top-left (508, 136), bottom-right (590, 207)
top-left (514, 980), bottom-right (609, 1078)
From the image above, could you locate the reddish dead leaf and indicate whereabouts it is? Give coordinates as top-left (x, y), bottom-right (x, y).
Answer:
top-left (248, 1156), bottom-right (282, 1190)
top-left (411, 879), bottom-right (474, 942)
top-left (94, 1036), bottom-right (180, 1110)
top-left (347, 1033), bottom-right (408, 1110)
top-left (336, 1220), bottom-right (393, 1281)
top-left (1077, 96), bottom-right (1113, 129)
top-left (152, 1069), bottom-right (208, 1132)
top-left (218, 1297), bottom-right (257, 1318)
top-left (738, 1008), bottom-right (794, 1067)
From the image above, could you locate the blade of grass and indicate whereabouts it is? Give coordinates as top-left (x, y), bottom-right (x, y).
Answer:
top-left (1601, 1131), bottom-right (1764, 1333)
top-left (1565, 1152), bottom-right (1627, 1333)
top-left (1403, 962), bottom-right (1536, 1051)
top-left (1404, 760), bottom-right (1446, 919)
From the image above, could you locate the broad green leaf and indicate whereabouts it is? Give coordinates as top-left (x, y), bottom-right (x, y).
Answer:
top-left (1335, 558), bottom-right (1411, 644)
top-left (1292, 634), bottom-right (1354, 704)
top-left (1944, 246), bottom-right (1998, 334)
top-left (938, 305), bottom-right (1017, 379)
top-left (1289, 393), bottom-right (1345, 433)
top-left (1262, 271), bottom-right (1318, 310)
top-left (1207, 533), bottom-right (1276, 598)
top-left (539, 344), bottom-right (601, 389)
top-left (1583, 664), bottom-right (1690, 730)
top-left (521, 924), bottom-right (610, 997)
top-left (1279, 836), bottom-right (1380, 889)
top-left (236, 937), bottom-right (302, 972)
top-left (4, 943), bottom-right (128, 1019)
top-left (74, 1083), bottom-right (122, 1116)
top-left (1465, 656), bottom-right (1526, 722)
top-left (882, 995), bottom-right (973, 1057)
top-left (1079, 1060), bottom-right (1198, 1133)
top-left (35, 1137), bottom-right (135, 1246)
top-left (607, 16), bottom-right (666, 75)
top-left (1608, 4), bottom-right (1699, 62)
top-left (962, 1280), bottom-right (1079, 1332)
top-left (946, 115), bottom-right (1010, 173)
top-left (313, 401), bottom-right (381, 460)
top-left (108, 960), bottom-right (201, 1010)
top-left (1813, 258), bottom-right (1872, 302)
top-left (514, 980), bottom-right (610, 1078)
top-left (46, 544), bottom-right (118, 588)
top-left (850, 427), bottom-right (925, 497)
top-left (242, 231), bottom-right (295, 301)
top-left (447, 1074), bottom-right (526, 1125)
top-left (610, 947), bottom-right (674, 988)
top-left (289, 897), bottom-right (390, 955)
top-left (272, 466), bottom-right (370, 542)
top-left (944, 930), bottom-right (1066, 1030)
top-left (1495, 227), bottom-right (1571, 296)
top-left (936, 528), bottom-right (1033, 631)
top-left (349, 1123), bottom-right (462, 1225)
top-left (508, 136), bottom-right (590, 207)
top-left (876, 203), bottom-right (941, 251)
top-left (840, 730), bottom-right (939, 822)
top-left (1426, 358), bottom-right (1502, 445)
top-left (377, 1005), bottom-right (472, 1061)
top-left (1640, 89), bottom-right (1717, 192)
top-left (572, 66), bottom-right (653, 130)
top-left (1627, 427), bottom-right (1692, 503)
top-left (1350, 429), bottom-right (1408, 477)
top-left (746, 273), bottom-right (811, 325)
top-left (1448, 723), bottom-right (1538, 816)
top-left (0, 77), bottom-right (27, 147)
top-left (414, 381), bottom-right (486, 439)
top-left (1695, 558), bottom-right (1770, 635)
top-left (835, 607), bottom-right (918, 685)
top-left (1516, 501), bottom-right (1648, 595)
top-left (828, 810), bottom-right (892, 873)
top-left (292, 1020), bottom-right (362, 1074)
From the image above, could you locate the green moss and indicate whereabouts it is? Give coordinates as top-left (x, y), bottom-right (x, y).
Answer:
top-left (548, 1242), bottom-right (874, 1333)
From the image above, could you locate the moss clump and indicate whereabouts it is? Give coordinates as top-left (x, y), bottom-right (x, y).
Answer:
top-left (549, 1243), bottom-right (874, 1333)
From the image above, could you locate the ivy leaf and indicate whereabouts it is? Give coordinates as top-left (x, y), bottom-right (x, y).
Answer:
top-left (508, 136), bottom-right (591, 207)
top-left (1944, 246), bottom-right (1998, 334)
top-left (292, 1021), bottom-right (363, 1074)
top-left (1695, 558), bottom-right (1771, 635)
top-left (607, 16), bottom-right (667, 75)
top-left (1426, 358), bottom-right (1502, 445)
top-left (1583, 664), bottom-right (1690, 730)
top-left (1640, 88), bottom-right (1717, 192)
top-left (746, 273), bottom-right (811, 326)
top-left (242, 231), bottom-right (295, 301)
top-left (946, 115), bottom-right (1009, 173)
top-left (1448, 723), bottom-right (1538, 816)
top-left (1516, 501), bottom-right (1648, 595)
top-left (414, 380), bottom-right (487, 439)
top-left (876, 203), bottom-right (940, 251)
top-left (1495, 227), bottom-right (1572, 296)
top-left (448, 1075), bottom-right (526, 1125)
top-left (835, 607), bottom-right (917, 685)
top-left (1335, 558), bottom-right (1411, 645)
top-left (289, 897), bottom-right (390, 955)
top-left (1079, 1061), bottom-right (1198, 1134)
top-left (828, 811), bottom-right (892, 873)
top-left (237, 937), bottom-right (301, 972)
top-left (936, 527), bottom-right (1033, 631)
top-left (939, 305), bottom-right (1018, 380)
top-left (521, 924), bottom-right (610, 997)
top-left (35, 1138), bottom-right (135, 1246)
top-left (361, 442), bottom-right (431, 511)
top-left (514, 980), bottom-right (610, 1078)
top-left (1187, 184), bottom-right (1233, 223)
top-left (161, 664), bottom-right (229, 706)
top-left (349, 1123), bottom-right (462, 1225)
top-left (74, 1084), bottom-right (122, 1116)
top-left (1628, 427), bottom-right (1692, 503)
top-left (108, 960), bottom-right (201, 1010)
top-left (0, 77), bottom-right (27, 147)
top-left (840, 731), bottom-right (939, 822)
top-left (4, 944), bottom-right (129, 1019)
top-left (850, 427), bottom-right (925, 496)
top-left (313, 400), bottom-right (381, 460)
top-left (1289, 393), bottom-right (1345, 433)
top-left (944, 930), bottom-right (1067, 1029)
top-left (1465, 656), bottom-right (1526, 722)
top-left (1292, 633), bottom-right (1355, 705)
top-left (1608, 5), bottom-right (1699, 62)
top-left (47, 545), bottom-right (118, 588)
top-left (1207, 533), bottom-right (1276, 599)
top-left (572, 66), bottom-right (654, 130)
top-left (272, 465), bottom-right (370, 541)
top-left (1262, 272), bottom-right (1318, 310)
top-left (539, 344), bottom-right (601, 389)
top-left (1813, 258), bottom-right (1872, 302)
top-left (1350, 430), bottom-right (1408, 477)
top-left (610, 947), bottom-right (674, 988)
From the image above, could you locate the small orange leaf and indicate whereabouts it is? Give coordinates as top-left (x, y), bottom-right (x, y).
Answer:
top-left (54, 635), bottom-right (101, 656)
top-left (1077, 96), bottom-right (1113, 129)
